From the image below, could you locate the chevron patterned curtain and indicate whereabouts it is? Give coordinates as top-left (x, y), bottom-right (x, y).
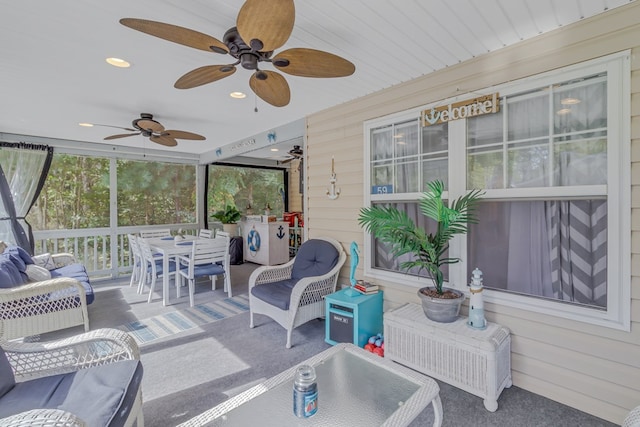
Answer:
top-left (547, 200), bottom-right (607, 308)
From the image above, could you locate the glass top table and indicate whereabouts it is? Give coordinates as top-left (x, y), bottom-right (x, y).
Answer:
top-left (179, 343), bottom-right (442, 427)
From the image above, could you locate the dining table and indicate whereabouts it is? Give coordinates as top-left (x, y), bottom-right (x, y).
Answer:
top-left (143, 235), bottom-right (202, 306)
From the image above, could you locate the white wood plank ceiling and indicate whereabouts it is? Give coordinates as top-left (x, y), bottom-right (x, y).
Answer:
top-left (0, 0), bottom-right (633, 156)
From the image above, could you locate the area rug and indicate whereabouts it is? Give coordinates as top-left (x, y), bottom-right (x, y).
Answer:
top-left (119, 294), bottom-right (250, 345)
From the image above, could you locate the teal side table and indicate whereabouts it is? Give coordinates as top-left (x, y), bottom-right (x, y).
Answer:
top-left (325, 287), bottom-right (384, 347)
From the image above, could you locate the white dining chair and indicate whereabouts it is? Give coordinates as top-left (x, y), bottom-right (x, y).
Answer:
top-left (127, 234), bottom-right (143, 290)
top-left (177, 236), bottom-right (231, 307)
top-left (199, 229), bottom-right (214, 239)
top-left (138, 237), bottom-right (177, 303)
top-left (139, 229), bottom-right (172, 239)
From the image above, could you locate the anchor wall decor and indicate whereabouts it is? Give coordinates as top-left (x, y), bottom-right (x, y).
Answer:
top-left (326, 156), bottom-right (341, 200)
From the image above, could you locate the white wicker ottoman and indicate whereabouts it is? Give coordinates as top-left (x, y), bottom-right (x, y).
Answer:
top-left (384, 303), bottom-right (512, 412)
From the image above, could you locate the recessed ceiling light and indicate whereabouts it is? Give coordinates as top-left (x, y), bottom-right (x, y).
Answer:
top-left (560, 97), bottom-right (581, 105)
top-left (106, 57), bottom-right (130, 68)
top-left (78, 122), bottom-right (93, 127)
top-left (270, 148), bottom-right (279, 152)
top-left (230, 92), bottom-right (246, 99)
top-left (557, 108), bottom-right (572, 115)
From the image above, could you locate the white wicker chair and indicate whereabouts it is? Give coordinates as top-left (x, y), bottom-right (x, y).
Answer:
top-left (623, 405), bottom-right (640, 427)
top-left (0, 277), bottom-right (89, 341)
top-left (249, 237), bottom-right (346, 348)
top-left (0, 326), bottom-right (144, 427)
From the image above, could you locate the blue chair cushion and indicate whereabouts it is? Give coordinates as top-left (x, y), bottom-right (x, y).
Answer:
top-left (250, 279), bottom-right (299, 310)
top-left (192, 263), bottom-right (225, 277)
top-left (0, 256), bottom-right (26, 288)
top-left (0, 359), bottom-right (143, 427)
top-left (291, 240), bottom-right (339, 280)
top-left (49, 264), bottom-right (95, 305)
top-left (149, 259), bottom-right (176, 275)
top-left (0, 349), bottom-right (15, 398)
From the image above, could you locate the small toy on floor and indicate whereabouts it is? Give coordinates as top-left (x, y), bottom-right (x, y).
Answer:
top-left (363, 333), bottom-right (384, 357)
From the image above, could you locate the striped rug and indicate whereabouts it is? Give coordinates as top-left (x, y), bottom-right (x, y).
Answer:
top-left (119, 294), bottom-right (250, 345)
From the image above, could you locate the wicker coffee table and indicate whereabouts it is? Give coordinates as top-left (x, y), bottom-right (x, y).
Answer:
top-left (179, 342), bottom-right (443, 426)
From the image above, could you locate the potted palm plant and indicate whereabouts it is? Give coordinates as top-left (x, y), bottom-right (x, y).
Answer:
top-left (358, 180), bottom-right (484, 322)
top-left (211, 205), bottom-right (242, 236)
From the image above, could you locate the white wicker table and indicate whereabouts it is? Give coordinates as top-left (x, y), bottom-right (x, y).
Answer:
top-left (178, 342), bottom-right (443, 427)
top-left (384, 303), bottom-right (512, 412)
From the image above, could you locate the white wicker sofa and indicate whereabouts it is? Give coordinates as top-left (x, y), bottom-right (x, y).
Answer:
top-left (0, 326), bottom-right (144, 427)
top-left (0, 246), bottom-right (92, 340)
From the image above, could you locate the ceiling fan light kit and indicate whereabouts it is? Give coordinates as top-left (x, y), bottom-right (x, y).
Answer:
top-left (120, 0), bottom-right (355, 108)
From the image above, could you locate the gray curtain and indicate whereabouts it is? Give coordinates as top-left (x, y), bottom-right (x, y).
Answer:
top-left (547, 200), bottom-right (607, 307)
top-left (0, 142), bottom-right (53, 254)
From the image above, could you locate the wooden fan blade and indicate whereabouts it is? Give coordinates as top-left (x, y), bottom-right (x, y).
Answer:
top-left (175, 65), bottom-right (237, 89)
top-left (237, 0), bottom-right (294, 52)
top-left (273, 48), bottom-right (355, 78)
top-left (280, 157), bottom-right (294, 164)
top-left (249, 70), bottom-right (290, 107)
top-left (137, 119), bottom-right (165, 133)
top-left (150, 135), bottom-right (178, 147)
top-left (92, 124), bottom-right (137, 132)
top-left (120, 18), bottom-right (228, 54)
top-left (164, 130), bottom-right (206, 141)
top-left (104, 133), bottom-right (140, 140)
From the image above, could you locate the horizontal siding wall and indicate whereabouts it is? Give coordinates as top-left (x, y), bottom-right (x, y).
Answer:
top-left (306, 2), bottom-right (640, 424)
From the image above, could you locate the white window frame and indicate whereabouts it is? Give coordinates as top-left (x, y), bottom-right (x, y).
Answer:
top-left (362, 51), bottom-right (631, 331)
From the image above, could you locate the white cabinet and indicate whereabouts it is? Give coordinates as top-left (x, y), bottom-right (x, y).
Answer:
top-left (384, 303), bottom-right (512, 412)
top-left (241, 220), bottom-right (290, 265)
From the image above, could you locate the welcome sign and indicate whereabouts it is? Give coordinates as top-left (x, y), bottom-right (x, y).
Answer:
top-left (421, 93), bottom-right (500, 127)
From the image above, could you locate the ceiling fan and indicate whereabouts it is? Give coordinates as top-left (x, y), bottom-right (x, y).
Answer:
top-left (280, 145), bottom-right (303, 164)
top-left (99, 113), bottom-right (206, 147)
top-left (119, 0), bottom-right (355, 108)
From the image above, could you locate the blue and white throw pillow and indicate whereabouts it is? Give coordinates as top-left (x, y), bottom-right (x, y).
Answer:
top-left (32, 253), bottom-right (56, 271)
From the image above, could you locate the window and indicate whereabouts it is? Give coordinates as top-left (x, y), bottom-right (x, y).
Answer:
top-left (364, 52), bottom-right (630, 329)
top-left (28, 154), bottom-right (110, 229)
top-left (207, 164), bottom-right (286, 219)
top-left (117, 160), bottom-right (196, 226)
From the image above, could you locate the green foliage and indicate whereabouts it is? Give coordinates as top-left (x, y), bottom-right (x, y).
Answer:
top-left (117, 160), bottom-right (196, 226)
top-left (26, 154), bottom-right (197, 230)
top-left (211, 205), bottom-right (242, 224)
top-left (358, 180), bottom-right (484, 295)
top-left (207, 165), bottom-right (285, 218)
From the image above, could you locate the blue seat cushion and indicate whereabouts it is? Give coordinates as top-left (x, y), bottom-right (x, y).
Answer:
top-left (250, 279), bottom-right (299, 310)
top-left (49, 264), bottom-right (95, 305)
top-left (148, 259), bottom-right (176, 275)
top-left (191, 263), bottom-right (225, 277)
top-left (0, 256), bottom-right (26, 288)
top-left (0, 359), bottom-right (143, 427)
top-left (291, 240), bottom-right (339, 280)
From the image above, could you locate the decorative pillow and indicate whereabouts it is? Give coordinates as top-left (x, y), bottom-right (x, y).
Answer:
top-left (0, 256), bottom-right (25, 288)
top-left (6, 245), bottom-right (35, 265)
top-left (25, 264), bottom-right (52, 282)
top-left (32, 253), bottom-right (56, 270)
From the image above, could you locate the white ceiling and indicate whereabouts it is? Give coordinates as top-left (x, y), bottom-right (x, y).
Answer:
top-left (0, 0), bottom-right (633, 159)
